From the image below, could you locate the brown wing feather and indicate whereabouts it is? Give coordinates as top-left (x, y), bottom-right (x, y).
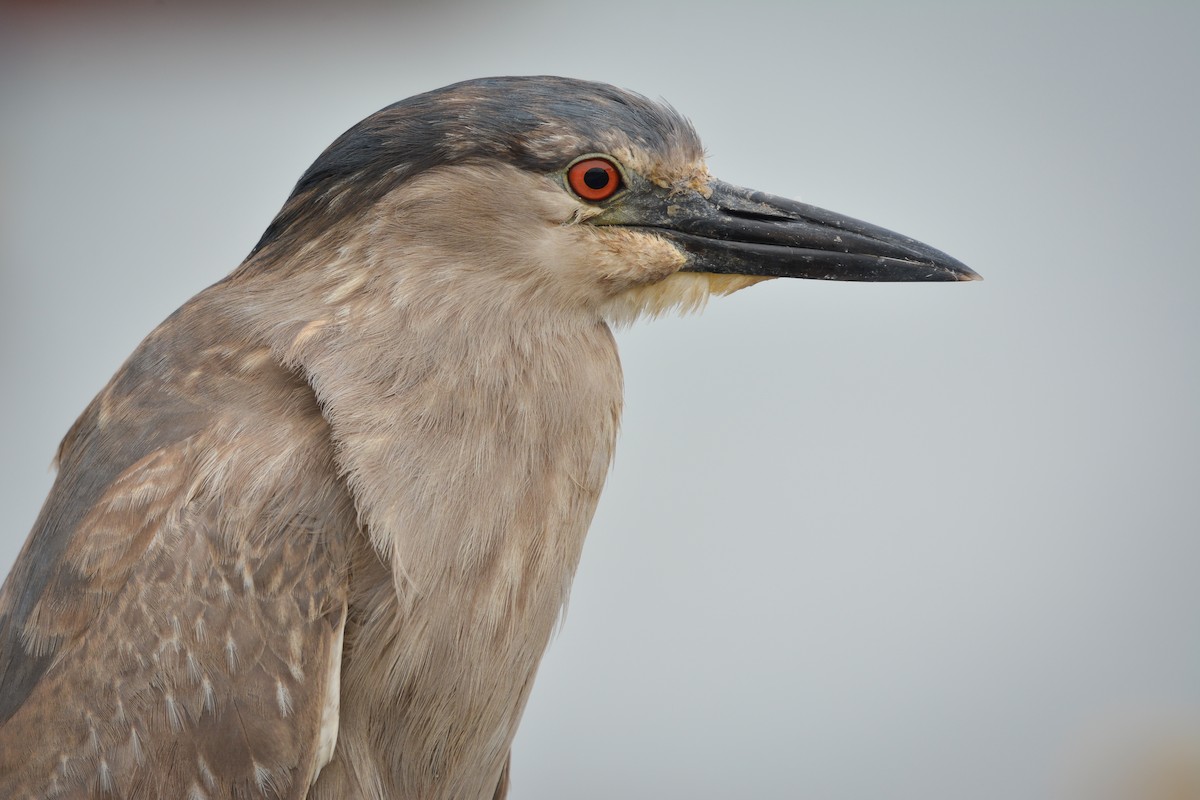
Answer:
top-left (0, 299), bottom-right (356, 799)
top-left (0, 365), bottom-right (208, 721)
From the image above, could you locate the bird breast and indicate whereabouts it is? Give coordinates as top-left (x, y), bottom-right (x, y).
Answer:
top-left (298, 305), bottom-right (623, 798)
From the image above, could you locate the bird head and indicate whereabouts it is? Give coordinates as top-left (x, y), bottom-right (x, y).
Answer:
top-left (241, 76), bottom-right (977, 331)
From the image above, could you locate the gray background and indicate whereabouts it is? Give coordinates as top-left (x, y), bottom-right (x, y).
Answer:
top-left (2, 2), bottom-right (1198, 798)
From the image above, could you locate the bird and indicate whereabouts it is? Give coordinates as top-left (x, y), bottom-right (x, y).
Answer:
top-left (0, 76), bottom-right (978, 799)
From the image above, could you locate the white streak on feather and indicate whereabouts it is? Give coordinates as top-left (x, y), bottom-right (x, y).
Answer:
top-left (288, 628), bottom-right (305, 680)
top-left (197, 756), bottom-right (216, 790)
top-left (200, 677), bottom-right (215, 713)
top-left (165, 693), bottom-right (183, 733)
top-left (224, 634), bottom-right (238, 672)
top-left (276, 679), bottom-right (293, 717)
top-left (128, 727), bottom-right (144, 765)
top-left (186, 651), bottom-right (202, 682)
top-left (253, 761), bottom-right (273, 794)
top-left (97, 758), bottom-right (113, 794)
top-left (311, 604), bottom-right (346, 786)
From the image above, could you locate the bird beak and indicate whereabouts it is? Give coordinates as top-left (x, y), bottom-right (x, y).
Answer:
top-left (612, 179), bottom-right (980, 282)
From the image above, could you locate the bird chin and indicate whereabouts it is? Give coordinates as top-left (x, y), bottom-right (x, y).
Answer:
top-left (599, 272), bottom-right (773, 327)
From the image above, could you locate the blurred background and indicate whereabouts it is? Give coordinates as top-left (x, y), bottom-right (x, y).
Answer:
top-left (1, 2), bottom-right (1198, 798)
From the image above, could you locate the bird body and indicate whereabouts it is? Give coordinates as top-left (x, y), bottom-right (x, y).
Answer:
top-left (0, 77), bottom-right (976, 798)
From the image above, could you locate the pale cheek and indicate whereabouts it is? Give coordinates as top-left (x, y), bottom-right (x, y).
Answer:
top-left (600, 273), bottom-right (773, 327)
top-left (590, 229), bottom-right (688, 293)
top-left (529, 226), bottom-right (686, 303)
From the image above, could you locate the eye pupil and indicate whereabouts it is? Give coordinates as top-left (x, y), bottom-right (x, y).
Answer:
top-left (583, 168), bottom-right (610, 190)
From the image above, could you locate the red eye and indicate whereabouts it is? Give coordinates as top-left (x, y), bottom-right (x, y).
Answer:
top-left (567, 157), bottom-right (622, 201)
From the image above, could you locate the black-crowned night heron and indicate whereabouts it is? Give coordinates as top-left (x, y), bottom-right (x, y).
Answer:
top-left (0, 76), bottom-right (977, 799)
